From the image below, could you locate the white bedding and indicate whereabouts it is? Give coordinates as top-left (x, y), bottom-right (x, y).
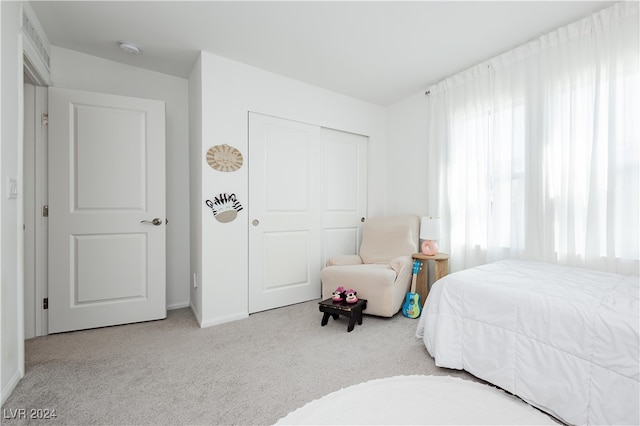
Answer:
top-left (416, 259), bottom-right (639, 425)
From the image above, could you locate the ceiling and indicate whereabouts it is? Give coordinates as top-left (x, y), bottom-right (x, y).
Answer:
top-left (30, 1), bottom-right (615, 106)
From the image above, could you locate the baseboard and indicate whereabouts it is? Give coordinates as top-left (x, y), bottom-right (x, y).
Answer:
top-left (1, 367), bottom-right (23, 406)
top-left (167, 301), bottom-right (190, 311)
top-left (199, 312), bottom-right (249, 328)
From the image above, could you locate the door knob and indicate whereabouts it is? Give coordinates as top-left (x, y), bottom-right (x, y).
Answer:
top-left (252, 219), bottom-right (260, 226)
top-left (141, 218), bottom-right (163, 226)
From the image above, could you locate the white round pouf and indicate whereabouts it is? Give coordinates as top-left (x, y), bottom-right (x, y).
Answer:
top-left (277, 375), bottom-right (557, 425)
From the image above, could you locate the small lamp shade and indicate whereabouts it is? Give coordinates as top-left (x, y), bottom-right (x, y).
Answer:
top-left (420, 217), bottom-right (441, 255)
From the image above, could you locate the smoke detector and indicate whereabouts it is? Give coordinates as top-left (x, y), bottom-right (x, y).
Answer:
top-left (118, 41), bottom-right (141, 55)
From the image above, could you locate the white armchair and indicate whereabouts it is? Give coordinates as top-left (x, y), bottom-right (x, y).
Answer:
top-left (320, 215), bottom-right (420, 317)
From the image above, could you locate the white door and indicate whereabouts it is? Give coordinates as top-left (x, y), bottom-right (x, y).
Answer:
top-left (248, 113), bottom-right (322, 313)
top-left (48, 87), bottom-right (166, 333)
top-left (321, 128), bottom-right (368, 265)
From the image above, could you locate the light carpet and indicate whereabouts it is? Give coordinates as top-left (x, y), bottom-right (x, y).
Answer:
top-left (276, 375), bottom-right (557, 425)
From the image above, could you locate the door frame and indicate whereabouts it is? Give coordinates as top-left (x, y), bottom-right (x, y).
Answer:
top-left (23, 52), bottom-right (50, 338)
top-left (23, 83), bottom-right (48, 338)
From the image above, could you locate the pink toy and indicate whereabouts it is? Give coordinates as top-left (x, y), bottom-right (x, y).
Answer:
top-left (332, 286), bottom-right (346, 302)
top-left (345, 289), bottom-right (358, 304)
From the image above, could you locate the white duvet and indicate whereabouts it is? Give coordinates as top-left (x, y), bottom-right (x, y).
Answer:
top-left (416, 259), bottom-right (639, 425)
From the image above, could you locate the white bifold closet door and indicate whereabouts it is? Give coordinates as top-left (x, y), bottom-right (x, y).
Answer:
top-left (248, 113), bottom-right (367, 313)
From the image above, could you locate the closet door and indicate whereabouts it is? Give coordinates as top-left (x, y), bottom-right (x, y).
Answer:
top-left (248, 113), bottom-right (322, 313)
top-left (321, 128), bottom-right (368, 266)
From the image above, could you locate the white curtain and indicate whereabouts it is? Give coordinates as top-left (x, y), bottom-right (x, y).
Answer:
top-left (426, 2), bottom-right (639, 275)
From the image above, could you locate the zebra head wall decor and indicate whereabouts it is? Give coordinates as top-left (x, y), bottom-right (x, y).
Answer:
top-left (205, 193), bottom-right (243, 223)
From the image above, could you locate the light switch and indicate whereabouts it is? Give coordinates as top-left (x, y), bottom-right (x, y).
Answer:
top-left (7, 178), bottom-right (17, 199)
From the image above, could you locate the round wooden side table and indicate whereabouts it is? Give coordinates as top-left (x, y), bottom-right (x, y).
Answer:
top-left (411, 252), bottom-right (450, 307)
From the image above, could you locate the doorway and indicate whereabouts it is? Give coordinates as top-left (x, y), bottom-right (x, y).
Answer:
top-left (24, 86), bottom-right (168, 335)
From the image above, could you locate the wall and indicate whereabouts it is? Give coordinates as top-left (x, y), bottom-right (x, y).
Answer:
top-left (188, 56), bottom-right (203, 324)
top-left (49, 47), bottom-right (191, 310)
top-left (386, 91), bottom-right (434, 217)
top-left (1, 0), bottom-right (23, 405)
top-left (387, 91), bottom-right (444, 289)
top-left (192, 51), bottom-right (388, 327)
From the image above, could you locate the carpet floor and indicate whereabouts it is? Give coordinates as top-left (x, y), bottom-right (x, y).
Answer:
top-left (1, 300), bottom-right (541, 425)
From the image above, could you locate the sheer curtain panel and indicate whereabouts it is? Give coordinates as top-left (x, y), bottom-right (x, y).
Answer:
top-left (426, 2), bottom-right (639, 275)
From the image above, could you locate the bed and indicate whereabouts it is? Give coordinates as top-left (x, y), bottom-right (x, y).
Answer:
top-left (416, 259), bottom-right (639, 425)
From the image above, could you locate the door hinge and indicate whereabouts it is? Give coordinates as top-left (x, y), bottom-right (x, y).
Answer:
top-left (43, 298), bottom-right (48, 310)
top-left (42, 205), bottom-right (48, 217)
top-left (42, 113), bottom-right (49, 125)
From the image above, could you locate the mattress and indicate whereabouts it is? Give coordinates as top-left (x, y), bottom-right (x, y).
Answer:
top-left (416, 259), bottom-right (640, 425)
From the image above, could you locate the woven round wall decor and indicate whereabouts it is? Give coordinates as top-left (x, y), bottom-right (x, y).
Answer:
top-left (206, 144), bottom-right (243, 172)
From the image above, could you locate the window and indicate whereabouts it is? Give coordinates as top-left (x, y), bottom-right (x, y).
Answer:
top-left (428, 2), bottom-right (639, 274)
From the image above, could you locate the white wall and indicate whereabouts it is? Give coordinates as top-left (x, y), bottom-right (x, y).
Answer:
top-left (1, 0), bottom-right (24, 405)
top-left (387, 90), bottom-right (445, 289)
top-left (188, 56), bottom-right (203, 324)
top-left (192, 51), bottom-right (388, 327)
top-left (386, 91), bottom-right (434, 217)
top-left (49, 47), bottom-right (191, 310)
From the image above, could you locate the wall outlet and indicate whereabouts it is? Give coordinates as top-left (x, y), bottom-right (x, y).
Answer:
top-left (192, 272), bottom-right (198, 288)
